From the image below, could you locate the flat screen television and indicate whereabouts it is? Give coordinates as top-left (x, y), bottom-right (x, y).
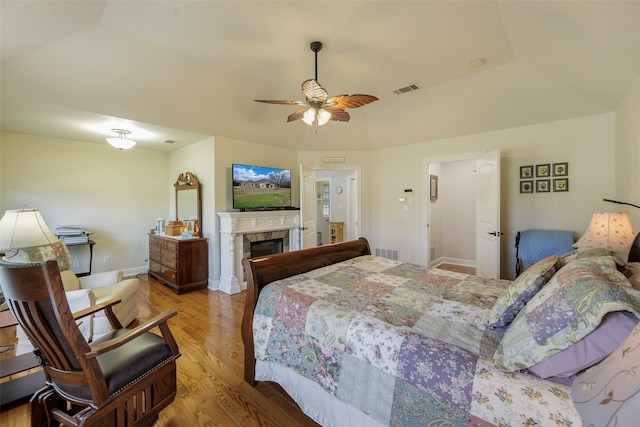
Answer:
top-left (232, 163), bottom-right (292, 210)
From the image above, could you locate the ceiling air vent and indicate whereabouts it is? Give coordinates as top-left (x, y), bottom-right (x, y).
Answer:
top-left (162, 139), bottom-right (177, 144)
top-left (393, 83), bottom-right (420, 95)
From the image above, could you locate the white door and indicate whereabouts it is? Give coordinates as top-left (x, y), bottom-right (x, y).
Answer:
top-left (300, 164), bottom-right (317, 249)
top-left (475, 150), bottom-right (501, 278)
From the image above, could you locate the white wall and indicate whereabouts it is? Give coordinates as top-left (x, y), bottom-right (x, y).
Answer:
top-left (436, 159), bottom-right (477, 265)
top-left (0, 132), bottom-right (168, 276)
top-left (615, 75), bottom-right (640, 226)
top-left (372, 112), bottom-right (617, 279)
top-left (169, 137), bottom-right (215, 286)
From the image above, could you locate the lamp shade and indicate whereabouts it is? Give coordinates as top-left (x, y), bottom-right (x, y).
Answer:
top-left (574, 212), bottom-right (636, 252)
top-left (0, 209), bottom-right (58, 251)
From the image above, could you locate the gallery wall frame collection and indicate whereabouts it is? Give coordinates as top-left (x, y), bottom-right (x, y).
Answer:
top-left (520, 162), bottom-right (568, 193)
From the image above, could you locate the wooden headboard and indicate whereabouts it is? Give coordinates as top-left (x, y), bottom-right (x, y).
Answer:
top-left (240, 237), bottom-right (371, 384)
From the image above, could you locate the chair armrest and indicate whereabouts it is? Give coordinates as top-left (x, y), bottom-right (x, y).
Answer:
top-left (72, 297), bottom-right (122, 321)
top-left (66, 289), bottom-right (95, 315)
top-left (85, 309), bottom-right (178, 358)
top-left (78, 270), bottom-right (124, 289)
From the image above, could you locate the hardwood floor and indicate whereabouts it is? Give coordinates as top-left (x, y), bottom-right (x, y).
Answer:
top-left (0, 274), bottom-right (319, 426)
top-left (436, 263), bottom-right (476, 275)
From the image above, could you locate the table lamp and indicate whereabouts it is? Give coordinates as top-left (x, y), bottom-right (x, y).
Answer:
top-left (574, 212), bottom-right (636, 252)
top-left (0, 209), bottom-right (59, 260)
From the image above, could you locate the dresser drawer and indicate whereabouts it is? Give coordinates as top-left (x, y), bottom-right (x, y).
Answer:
top-left (163, 240), bottom-right (178, 251)
top-left (149, 259), bottom-right (162, 275)
top-left (161, 267), bottom-right (177, 285)
top-left (162, 250), bottom-right (177, 269)
top-left (149, 245), bottom-right (162, 262)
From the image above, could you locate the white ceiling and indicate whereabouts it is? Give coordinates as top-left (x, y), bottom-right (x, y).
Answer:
top-left (1, 1), bottom-right (639, 152)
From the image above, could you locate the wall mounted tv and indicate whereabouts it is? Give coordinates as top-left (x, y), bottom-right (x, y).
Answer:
top-left (232, 164), bottom-right (293, 210)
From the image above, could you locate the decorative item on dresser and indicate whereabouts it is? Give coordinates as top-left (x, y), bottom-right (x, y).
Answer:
top-left (148, 234), bottom-right (208, 294)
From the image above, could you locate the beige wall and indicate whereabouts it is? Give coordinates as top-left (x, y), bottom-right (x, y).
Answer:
top-left (615, 75), bottom-right (640, 226)
top-left (0, 132), bottom-right (169, 276)
top-left (169, 137), bottom-right (215, 286)
top-left (371, 112), bottom-right (617, 279)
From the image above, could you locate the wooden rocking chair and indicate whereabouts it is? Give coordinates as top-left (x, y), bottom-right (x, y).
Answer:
top-left (0, 259), bottom-right (180, 427)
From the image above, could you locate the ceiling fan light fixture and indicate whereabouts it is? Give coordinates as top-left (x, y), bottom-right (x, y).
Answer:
top-left (317, 108), bottom-right (331, 126)
top-left (106, 129), bottom-right (136, 150)
top-left (302, 108), bottom-right (316, 125)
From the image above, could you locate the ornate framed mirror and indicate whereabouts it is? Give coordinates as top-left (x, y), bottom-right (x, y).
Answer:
top-left (174, 172), bottom-right (201, 236)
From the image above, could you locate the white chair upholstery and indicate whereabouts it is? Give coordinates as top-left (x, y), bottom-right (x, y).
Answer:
top-left (15, 269), bottom-right (139, 355)
top-left (7, 240), bottom-right (139, 355)
top-left (60, 269), bottom-right (140, 336)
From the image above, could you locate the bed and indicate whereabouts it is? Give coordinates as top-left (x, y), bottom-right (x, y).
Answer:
top-left (241, 237), bottom-right (640, 426)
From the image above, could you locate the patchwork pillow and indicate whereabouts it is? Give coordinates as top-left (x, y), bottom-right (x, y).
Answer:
top-left (560, 247), bottom-right (625, 268)
top-left (494, 257), bottom-right (640, 372)
top-left (4, 240), bottom-right (72, 271)
top-left (489, 255), bottom-right (559, 329)
top-left (571, 322), bottom-right (640, 427)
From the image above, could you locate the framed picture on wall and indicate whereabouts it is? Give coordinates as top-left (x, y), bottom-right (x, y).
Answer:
top-left (520, 165), bottom-right (533, 179)
top-left (553, 162), bottom-right (569, 176)
top-left (430, 175), bottom-right (438, 201)
top-left (536, 179), bottom-right (550, 192)
top-left (536, 164), bottom-right (551, 177)
top-left (520, 180), bottom-right (533, 193)
top-left (553, 178), bottom-right (569, 192)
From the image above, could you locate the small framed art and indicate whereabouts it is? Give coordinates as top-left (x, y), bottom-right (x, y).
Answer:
top-left (520, 165), bottom-right (533, 179)
top-left (536, 164), bottom-right (550, 178)
top-left (553, 162), bottom-right (568, 176)
top-left (430, 175), bottom-right (438, 201)
top-left (536, 179), bottom-right (550, 192)
top-left (520, 180), bottom-right (533, 193)
top-left (553, 178), bottom-right (569, 192)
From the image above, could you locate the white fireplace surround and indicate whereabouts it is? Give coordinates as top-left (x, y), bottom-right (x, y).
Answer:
top-left (218, 211), bottom-right (300, 294)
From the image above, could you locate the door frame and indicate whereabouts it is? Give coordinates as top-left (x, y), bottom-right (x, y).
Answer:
top-left (422, 151), bottom-right (499, 270)
top-left (300, 164), bottom-right (361, 244)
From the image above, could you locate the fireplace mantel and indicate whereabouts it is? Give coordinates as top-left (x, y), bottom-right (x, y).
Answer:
top-left (218, 210), bottom-right (300, 294)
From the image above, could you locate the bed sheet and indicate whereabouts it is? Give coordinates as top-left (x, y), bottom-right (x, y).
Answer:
top-left (253, 255), bottom-right (582, 426)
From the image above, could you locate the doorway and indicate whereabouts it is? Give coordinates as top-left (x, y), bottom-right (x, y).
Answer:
top-left (424, 150), bottom-right (501, 278)
top-left (300, 166), bottom-right (360, 249)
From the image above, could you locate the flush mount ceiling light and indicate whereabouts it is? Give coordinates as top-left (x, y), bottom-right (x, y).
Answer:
top-left (255, 41), bottom-right (378, 130)
top-left (106, 129), bottom-right (136, 150)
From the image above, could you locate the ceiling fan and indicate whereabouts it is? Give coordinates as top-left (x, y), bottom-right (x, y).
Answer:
top-left (255, 41), bottom-right (379, 128)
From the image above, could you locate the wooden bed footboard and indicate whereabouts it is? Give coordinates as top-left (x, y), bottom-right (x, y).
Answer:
top-left (241, 237), bottom-right (372, 384)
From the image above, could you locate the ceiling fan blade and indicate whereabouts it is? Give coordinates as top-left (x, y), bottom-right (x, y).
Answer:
top-left (287, 108), bottom-right (308, 122)
top-left (327, 94), bottom-right (379, 109)
top-left (254, 99), bottom-right (305, 105)
top-left (325, 107), bottom-right (350, 122)
top-left (302, 79), bottom-right (328, 102)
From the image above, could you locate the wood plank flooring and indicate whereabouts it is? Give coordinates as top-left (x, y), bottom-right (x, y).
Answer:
top-left (0, 274), bottom-right (319, 426)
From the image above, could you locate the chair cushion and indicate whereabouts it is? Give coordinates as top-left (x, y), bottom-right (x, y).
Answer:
top-left (55, 329), bottom-right (174, 401)
top-left (60, 269), bottom-right (81, 291)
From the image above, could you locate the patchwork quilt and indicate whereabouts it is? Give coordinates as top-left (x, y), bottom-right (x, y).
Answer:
top-left (253, 255), bottom-right (583, 426)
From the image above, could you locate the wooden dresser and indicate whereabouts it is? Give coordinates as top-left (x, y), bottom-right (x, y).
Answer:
top-left (148, 234), bottom-right (208, 294)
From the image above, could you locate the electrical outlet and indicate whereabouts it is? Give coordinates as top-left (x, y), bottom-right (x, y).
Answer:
top-left (104, 256), bottom-right (110, 263)
top-left (408, 251), bottom-right (413, 259)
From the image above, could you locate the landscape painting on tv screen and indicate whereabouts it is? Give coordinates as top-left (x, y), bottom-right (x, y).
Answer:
top-left (232, 164), bottom-right (292, 209)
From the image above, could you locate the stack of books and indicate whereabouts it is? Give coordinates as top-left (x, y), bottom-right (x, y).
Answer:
top-left (55, 225), bottom-right (92, 244)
